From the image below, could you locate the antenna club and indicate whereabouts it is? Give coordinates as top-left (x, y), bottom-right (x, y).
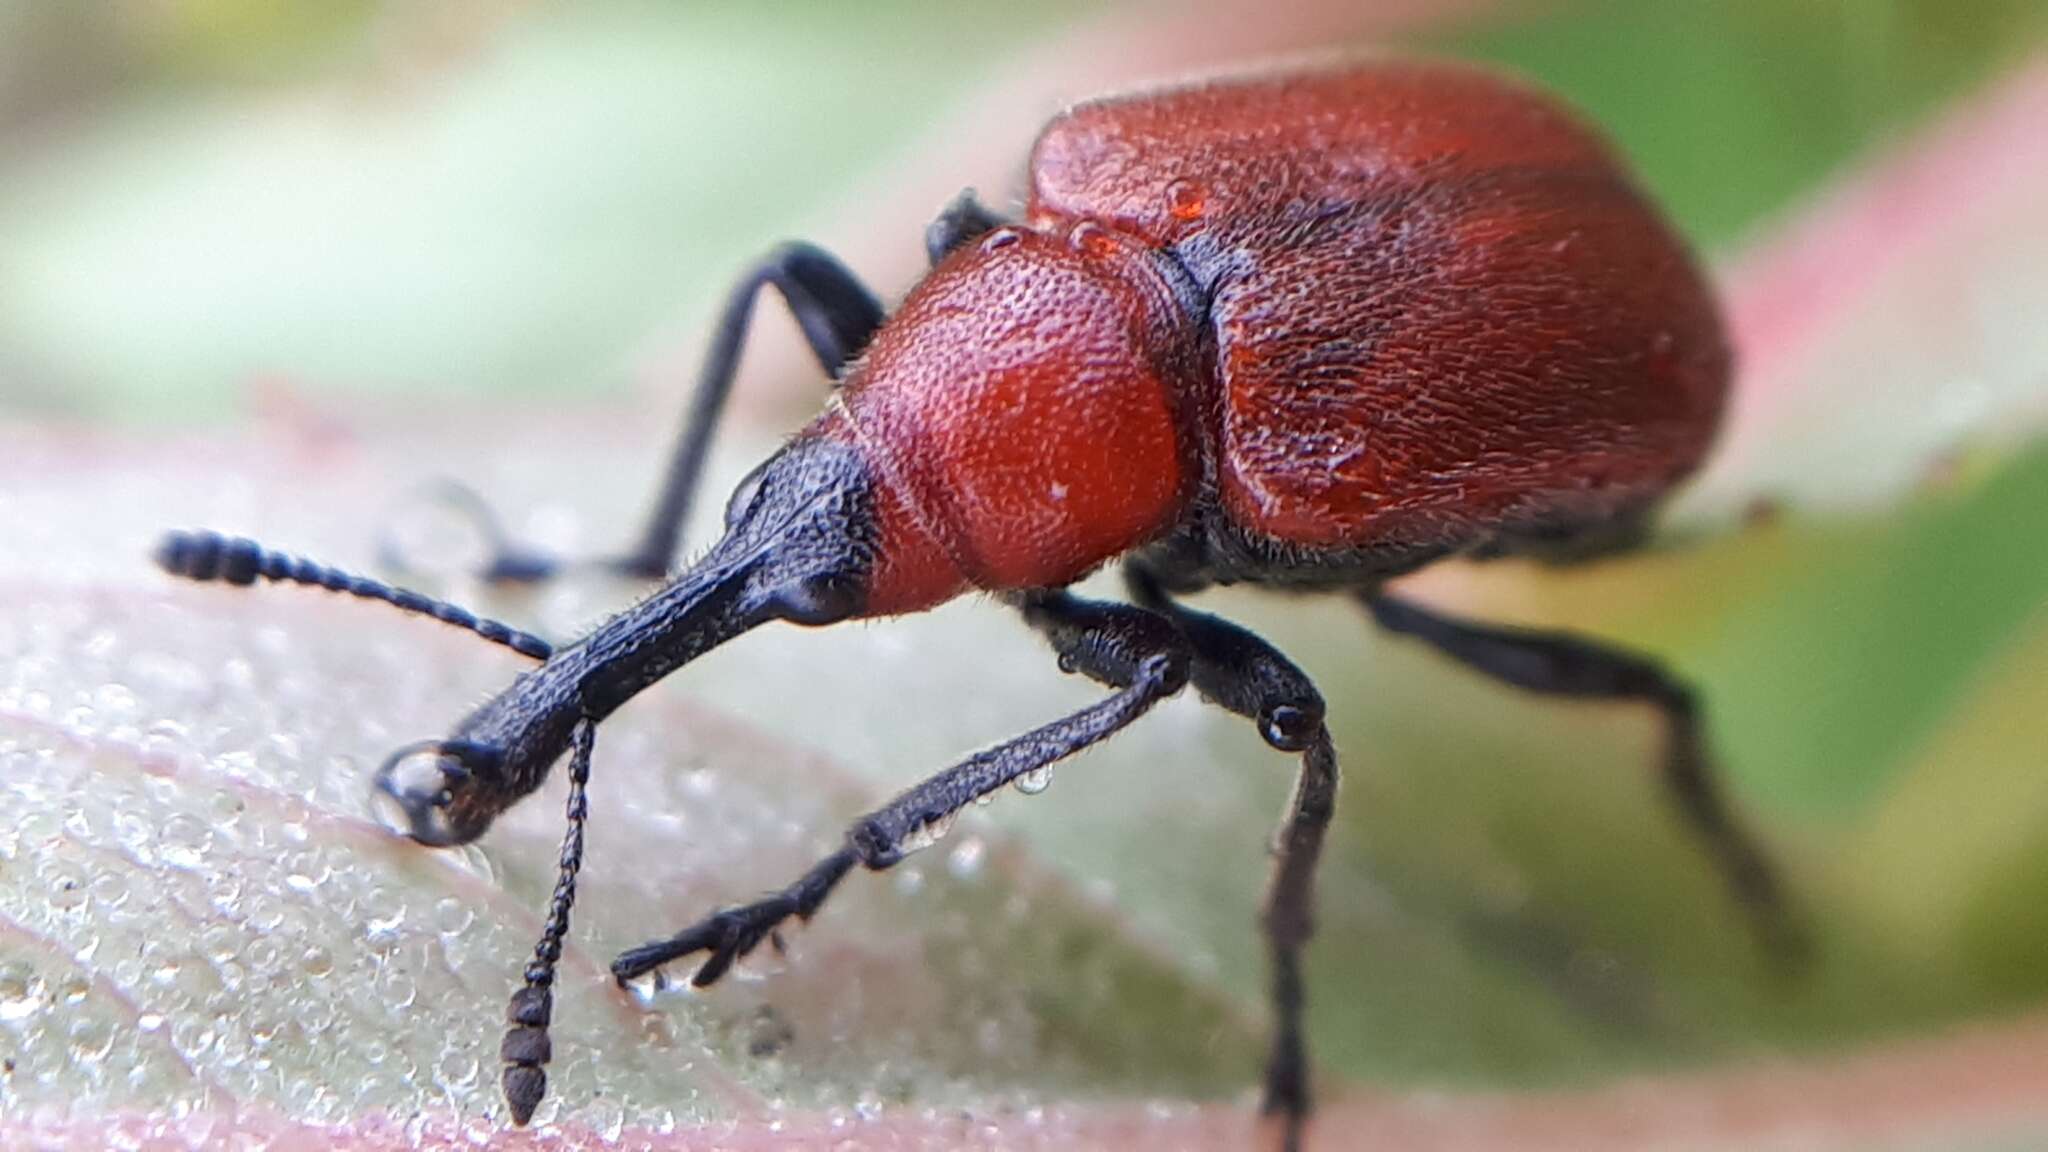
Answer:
top-left (155, 528), bottom-right (260, 585)
top-left (500, 717), bottom-right (594, 1126)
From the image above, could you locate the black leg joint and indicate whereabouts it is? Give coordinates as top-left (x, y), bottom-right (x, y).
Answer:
top-left (1364, 590), bottom-right (1801, 962)
top-left (1018, 590), bottom-right (1190, 694)
top-left (924, 189), bottom-right (1008, 265)
top-left (1126, 564), bottom-right (1325, 752)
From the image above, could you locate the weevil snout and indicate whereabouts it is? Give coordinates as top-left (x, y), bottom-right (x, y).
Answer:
top-left (372, 739), bottom-right (501, 846)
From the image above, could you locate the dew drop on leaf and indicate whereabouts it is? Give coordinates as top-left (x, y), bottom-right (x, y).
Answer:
top-left (0, 966), bottom-right (44, 1023)
top-left (66, 1015), bottom-right (115, 1065)
top-left (623, 969), bottom-right (667, 1008)
top-left (431, 895), bottom-right (473, 936)
top-left (157, 812), bottom-right (211, 871)
top-left (434, 1046), bottom-right (479, 1092)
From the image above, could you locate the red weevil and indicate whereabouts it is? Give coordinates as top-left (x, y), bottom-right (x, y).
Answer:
top-left (157, 58), bottom-right (1794, 1150)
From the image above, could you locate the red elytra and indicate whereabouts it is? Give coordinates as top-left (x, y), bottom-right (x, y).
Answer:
top-left (160, 58), bottom-right (1784, 1149)
top-left (834, 59), bottom-right (1727, 613)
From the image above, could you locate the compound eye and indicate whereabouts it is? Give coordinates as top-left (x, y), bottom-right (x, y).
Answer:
top-left (371, 741), bottom-right (477, 847)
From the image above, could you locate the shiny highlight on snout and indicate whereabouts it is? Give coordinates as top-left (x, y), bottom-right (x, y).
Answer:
top-left (370, 739), bottom-right (505, 847)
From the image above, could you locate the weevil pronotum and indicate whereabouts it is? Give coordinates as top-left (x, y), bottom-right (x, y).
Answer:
top-left (159, 58), bottom-right (1797, 1150)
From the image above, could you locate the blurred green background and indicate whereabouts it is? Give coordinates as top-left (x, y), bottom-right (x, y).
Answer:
top-left (5, 0), bottom-right (2048, 1144)
top-left (3, 0), bottom-right (2043, 420)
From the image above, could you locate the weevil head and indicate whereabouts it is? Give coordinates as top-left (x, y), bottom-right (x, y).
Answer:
top-left (366, 231), bottom-right (1202, 846)
top-left (369, 436), bottom-right (886, 848)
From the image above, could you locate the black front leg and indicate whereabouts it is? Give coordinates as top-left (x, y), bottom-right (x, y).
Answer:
top-left (611, 592), bottom-right (1189, 989)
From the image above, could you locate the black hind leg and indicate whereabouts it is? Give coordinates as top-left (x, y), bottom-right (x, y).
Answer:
top-left (1364, 592), bottom-right (1801, 961)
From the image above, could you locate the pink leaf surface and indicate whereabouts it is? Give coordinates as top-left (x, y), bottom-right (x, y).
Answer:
top-left (1671, 55), bottom-right (2048, 532)
top-left (20, 1016), bottom-right (2048, 1150)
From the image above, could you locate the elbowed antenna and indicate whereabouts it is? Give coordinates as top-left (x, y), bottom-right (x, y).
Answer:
top-left (152, 529), bottom-right (599, 1127)
top-left (158, 435), bottom-right (883, 1128)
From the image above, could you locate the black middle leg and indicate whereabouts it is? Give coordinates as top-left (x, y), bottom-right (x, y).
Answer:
top-left (1120, 564), bottom-right (1336, 1152)
top-left (611, 592), bottom-right (1189, 988)
top-left (616, 243), bottom-right (885, 578)
top-left (1364, 591), bottom-right (1801, 960)
top-left (385, 242), bottom-right (885, 585)
top-left (394, 193), bottom-right (1015, 589)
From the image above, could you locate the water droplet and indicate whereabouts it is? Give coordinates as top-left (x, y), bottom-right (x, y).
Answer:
top-left (46, 873), bottom-right (87, 913)
top-left (896, 810), bottom-right (958, 856)
top-left (17, 808), bottom-right (62, 849)
top-left (1068, 220), bottom-right (1115, 256)
top-left (1013, 766), bottom-right (1053, 796)
top-left (623, 969), bottom-right (668, 1007)
top-left (591, 1102), bottom-right (627, 1143)
top-left (0, 967), bottom-right (44, 1023)
top-left (1165, 178), bottom-right (1207, 222)
top-left (243, 935), bottom-right (284, 976)
top-left (266, 731), bottom-right (303, 766)
top-left (146, 955), bottom-right (183, 989)
top-left (384, 491), bottom-right (502, 579)
top-left (432, 896), bottom-right (474, 936)
top-left (371, 958), bottom-right (419, 1013)
top-left (435, 1047), bottom-right (479, 1091)
top-left (93, 681), bottom-right (138, 715)
top-left (638, 1010), bottom-right (677, 1050)
top-left (364, 907), bottom-right (407, 946)
top-left (447, 842), bottom-right (496, 884)
top-left (157, 812), bottom-right (211, 871)
top-left (170, 1014), bottom-right (218, 1060)
top-left (66, 1015), bottom-right (115, 1064)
